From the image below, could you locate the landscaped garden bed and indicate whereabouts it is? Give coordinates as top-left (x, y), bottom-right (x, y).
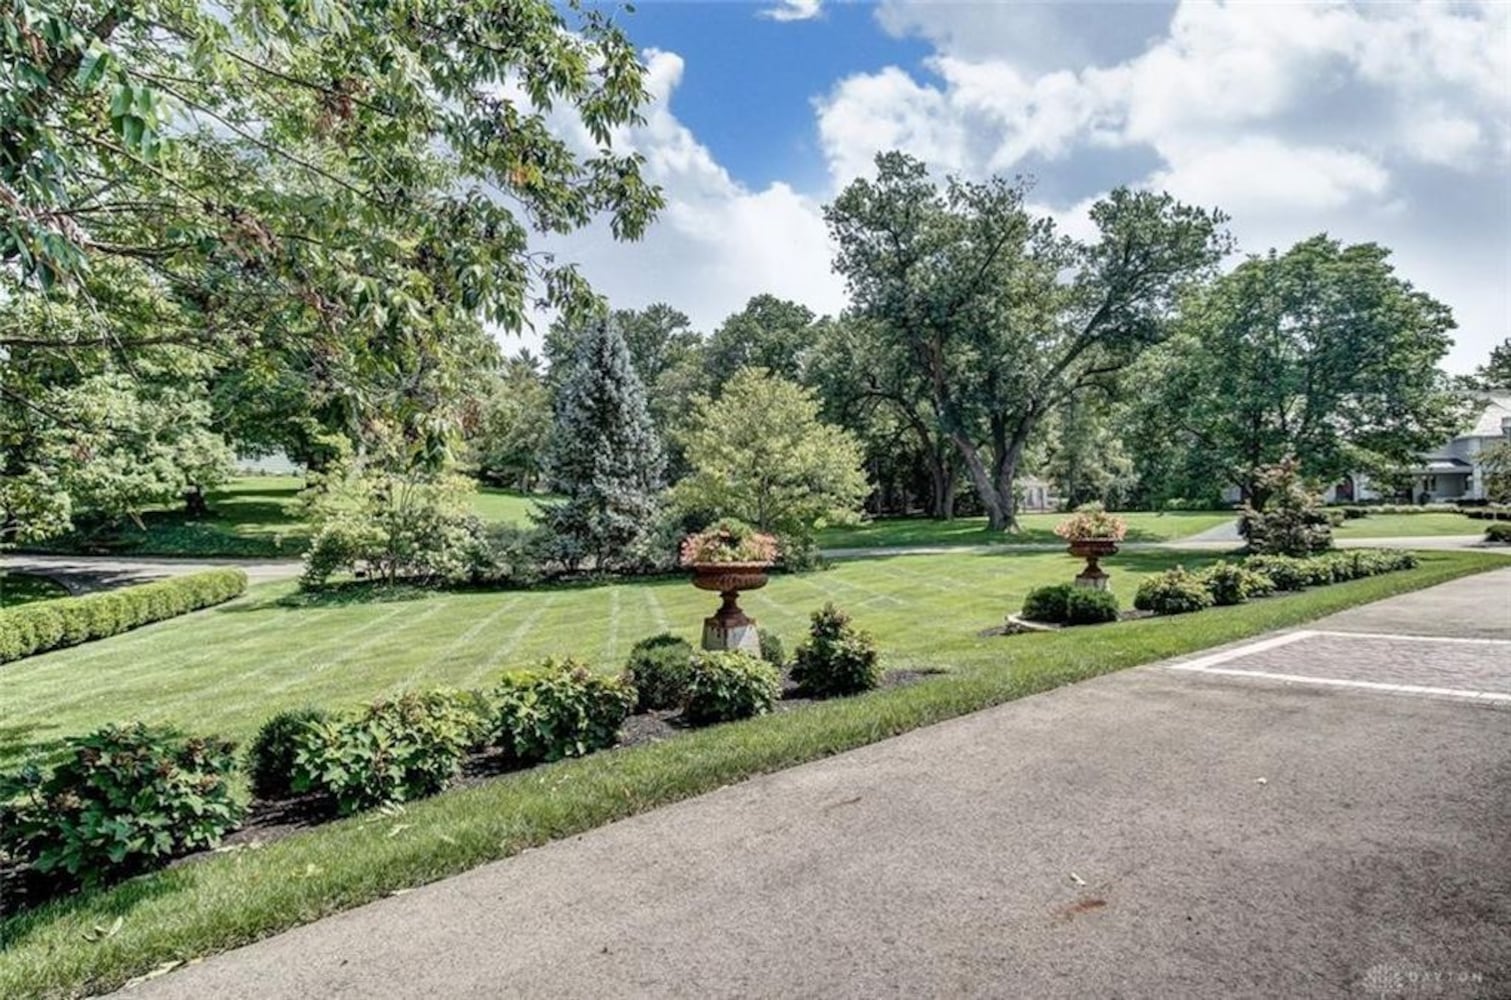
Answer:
top-left (0, 550), bottom-right (1500, 1000)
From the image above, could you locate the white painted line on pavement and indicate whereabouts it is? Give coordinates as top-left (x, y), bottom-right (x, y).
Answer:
top-left (1164, 630), bottom-right (1317, 672)
top-left (1308, 629), bottom-right (1511, 646)
top-left (1177, 666), bottom-right (1511, 704)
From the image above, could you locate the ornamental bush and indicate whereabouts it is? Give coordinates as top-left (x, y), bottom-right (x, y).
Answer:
top-left (1021, 583), bottom-right (1075, 624)
top-left (1064, 588), bottom-right (1120, 624)
top-left (1239, 459), bottom-right (1334, 557)
top-left (758, 630), bottom-right (787, 668)
top-left (1243, 555), bottom-right (1309, 591)
top-left (292, 690), bottom-right (482, 815)
top-left (1134, 567), bottom-right (1215, 616)
top-left (246, 707), bottom-right (330, 801)
top-left (791, 603), bottom-right (881, 698)
top-left (682, 650), bottom-right (781, 724)
top-left (1487, 523), bottom-right (1511, 543)
top-left (0, 723), bottom-right (244, 889)
top-left (1197, 561), bottom-right (1273, 606)
top-left (0, 569), bottom-right (246, 663)
top-left (623, 633), bottom-right (694, 712)
top-left (493, 660), bottom-right (636, 764)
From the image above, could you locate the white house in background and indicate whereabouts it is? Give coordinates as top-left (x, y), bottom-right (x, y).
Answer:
top-left (1322, 389), bottom-right (1511, 504)
top-left (1221, 390), bottom-right (1511, 505)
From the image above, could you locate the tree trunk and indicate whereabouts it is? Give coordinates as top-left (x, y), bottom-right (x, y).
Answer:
top-left (926, 454), bottom-right (956, 520)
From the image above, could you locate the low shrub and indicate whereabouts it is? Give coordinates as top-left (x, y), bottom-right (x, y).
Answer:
top-left (682, 650), bottom-right (781, 724)
top-left (1486, 522), bottom-right (1511, 543)
top-left (1021, 583), bottom-right (1075, 624)
top-left (0, 569), bottom-right (246, 664)
top-left (493, 661), bottom-right (636, 764)
top-left (1198, 561), bottom-right (1273, 606)
top-left (623, 633), bottom-right (694, 712)
top-left (791, 604), bottom-right (881, 698)
top-left (0, 723), bottom-right (243, 889)
top-left (292, 690), bottom-right (482, 815)
top-left (1134, 567), bottom-right (1215, 616)
top-left (246, 707), bottom-right (331, 800)
top-left (759, 630), bottom-right (787, 668)
top-left (1065, 587), bottom-right (1120, 624)
top-left (1243, 555), bottom-right (1309, 591)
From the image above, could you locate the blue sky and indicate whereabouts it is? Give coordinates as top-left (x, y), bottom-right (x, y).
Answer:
top-left (544, 1), bottom-right (1509, 373)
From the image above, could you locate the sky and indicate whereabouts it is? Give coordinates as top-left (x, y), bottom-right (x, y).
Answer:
top-left (528, 0), bottom-right (1510, 373)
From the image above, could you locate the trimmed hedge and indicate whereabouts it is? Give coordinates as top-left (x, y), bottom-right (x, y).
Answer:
top-left (0, 569), bottom-right (247, 663)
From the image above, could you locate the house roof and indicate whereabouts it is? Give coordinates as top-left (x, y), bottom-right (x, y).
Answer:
top-left (1463, 391), bottom-right (1511, 438)
top-left (1410, 458), bottom-right (1474, 474)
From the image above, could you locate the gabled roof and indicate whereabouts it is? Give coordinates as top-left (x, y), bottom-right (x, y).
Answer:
top-left (1462, 391), bottom-right (1511, 438)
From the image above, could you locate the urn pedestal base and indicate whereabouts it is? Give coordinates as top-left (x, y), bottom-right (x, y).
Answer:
top-left (1068, 540), bottom-right (1118, 591)
top-left (702, 617), bottom-right (761, 654)
top-left (1074, 567), bottom-right (1110, 591)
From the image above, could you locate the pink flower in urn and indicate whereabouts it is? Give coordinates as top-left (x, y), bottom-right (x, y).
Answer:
top-left (679, 519), bottom-right (779, 566)
top-left (1053, 503), bottom-right (1128, 543)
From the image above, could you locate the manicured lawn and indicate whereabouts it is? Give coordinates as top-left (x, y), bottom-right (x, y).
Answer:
top-left (817, 510), bottom-right (1236, 548)
top-left (27, 478), bottom-right (548, 559)
top-left (1334, 512), bottom-right (1481, 537)
top-left (0, 550), bottom-right (1500, 1000)
top-left (470, 486), bottom-right (554, 525)
top-left (1, 548), bottom-right (1218, 768)
top-left (0, 573), bottom-right (68, 608)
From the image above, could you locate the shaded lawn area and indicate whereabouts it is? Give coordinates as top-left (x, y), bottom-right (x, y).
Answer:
top-left (26, 478), bottom-right (548, 559)
top-left (470, 486), bottom-right (557, 525)
top-left (0, 573), bottom-right (69, 609)
top-left (1333, 512), bottom-right (1481, 537)
top-left (817, 510), bottom-right (1236, 548)
top-left (1, 548), bottom-right (1219, 769)
top-left (0, 550), bottom-right (1500, 1000)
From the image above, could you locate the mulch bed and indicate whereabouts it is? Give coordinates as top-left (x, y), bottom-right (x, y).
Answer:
top-left (1, 667), bottom-right (943, 916)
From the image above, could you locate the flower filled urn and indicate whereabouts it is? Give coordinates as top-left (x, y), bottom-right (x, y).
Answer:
top-left (1053, 504), bottom-right (1128, 591)
top-left (681, 520), bottom-right (778, 654)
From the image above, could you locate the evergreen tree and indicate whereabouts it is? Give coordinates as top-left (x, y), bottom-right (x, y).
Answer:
top-left (538, 320), bottom-right (665, 570)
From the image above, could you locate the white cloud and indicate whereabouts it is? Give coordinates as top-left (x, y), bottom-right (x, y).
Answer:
top-left (760, 0), bottom-right (822, 23)
top-left (812, 0), bottom-right (1510, 368)
top-left (512, 50), bottom-right (844, 350)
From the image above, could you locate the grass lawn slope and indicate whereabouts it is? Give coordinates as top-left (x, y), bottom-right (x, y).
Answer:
top-left (0, 550), bottom-right (1501, 999)
top-left (817, 510), bottom-right (1235, 549)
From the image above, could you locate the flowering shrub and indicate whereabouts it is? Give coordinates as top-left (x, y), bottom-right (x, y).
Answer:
top-left (679, 518), bottom-right (778, 565)
top-left (1053, 503), bottom-right (1128, 542)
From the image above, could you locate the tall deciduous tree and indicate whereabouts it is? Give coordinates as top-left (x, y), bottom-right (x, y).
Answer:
top-left (468, 355), bottom-right (552, 492)
top-left (704, 295), bottom-right (815, 384)
top-left (2, 0), bottom-right (662, 537)
top-left (673, 367), bottom-right (867, 554)
top-left (1474, 338), bottom-right (1511, 389)
top-left (538, 320), bottom-right (664, 570)
top-left (1144, 235), bottom-right (1465, 502)
top-left (825, 151), bottom-right (1227, 531)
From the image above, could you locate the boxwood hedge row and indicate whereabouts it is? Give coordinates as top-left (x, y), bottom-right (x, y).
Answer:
top-left (0, 568), bottom-right (247, 663)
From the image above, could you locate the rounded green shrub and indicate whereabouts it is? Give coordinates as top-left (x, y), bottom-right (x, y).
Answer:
top-left (246, 707), bottom-right (330, 800)
top-left (0, 723), bottom-right (244, 890)
top-left (1487, 522), bottom-right (1511, 544)
top-left (293, 689), bottom-right (483, 815)
top-left (1243, 555), bottom-right (1308, 591)
top-left (791, 603), bottom-right (881, 697)
top-left (1064, 587), bottom-right (1120, 624)
top-left (682, 650), bottom-right (781, 724)
top-left (493, 660), bottom-right (636, 764)
top-left (623, 633), bottom-right (694, 712)
top-left (1198, 561), bottom-right (1273, 606)
top-left (758, 630), bottom-right (786, 668)
top-left (1021, 583), bottom-right (1075, 624)
top-left (1133, 567), bottom-right (1215, 616)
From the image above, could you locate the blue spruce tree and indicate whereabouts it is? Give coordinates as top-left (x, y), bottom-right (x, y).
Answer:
top-left (539, 319), bottom-right (665, 570)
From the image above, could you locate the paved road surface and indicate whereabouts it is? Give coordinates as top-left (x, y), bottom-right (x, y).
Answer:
top-left (126, 569), bottom-right (1511, 999)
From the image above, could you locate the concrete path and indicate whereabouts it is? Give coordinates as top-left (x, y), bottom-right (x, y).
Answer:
top-left (0, 553), bottom-right (302, 594)
top-left (127, 569), bottom-right (1511, 1000)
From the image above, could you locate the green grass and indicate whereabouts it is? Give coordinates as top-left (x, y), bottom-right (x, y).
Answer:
top-left (28, 478), bottom-right (549, 559)
top-left (817, 510), bottom-right (1235, 548)
top-left (1334, 512), bottom-right (1481, 537)
top-left (0, 550), bottom-right (1499, 1000)
top-left (1, 548), bottom-right (1230, 768)
top-left (0, 573), bottom-right (68, 609)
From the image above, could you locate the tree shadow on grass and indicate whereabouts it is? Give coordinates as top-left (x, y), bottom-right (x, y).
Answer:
top-left (0, 860), bottom-right (194, 941)
top-left (0, 722), bottom-right (71, 771)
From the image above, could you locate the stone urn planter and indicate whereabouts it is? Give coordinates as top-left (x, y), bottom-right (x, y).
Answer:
top-left (681, 520), bottom-right (780, 655)
top-left (1067, 538), bottom-right (1119, 590)
top-left (1054, 504), bottom-right (1129, 592)
top-left (690, 562), bottom-right (771, 654)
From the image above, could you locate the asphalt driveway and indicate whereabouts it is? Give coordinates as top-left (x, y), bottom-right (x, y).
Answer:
top-left (126, 569), bottom-right (1511, 999)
